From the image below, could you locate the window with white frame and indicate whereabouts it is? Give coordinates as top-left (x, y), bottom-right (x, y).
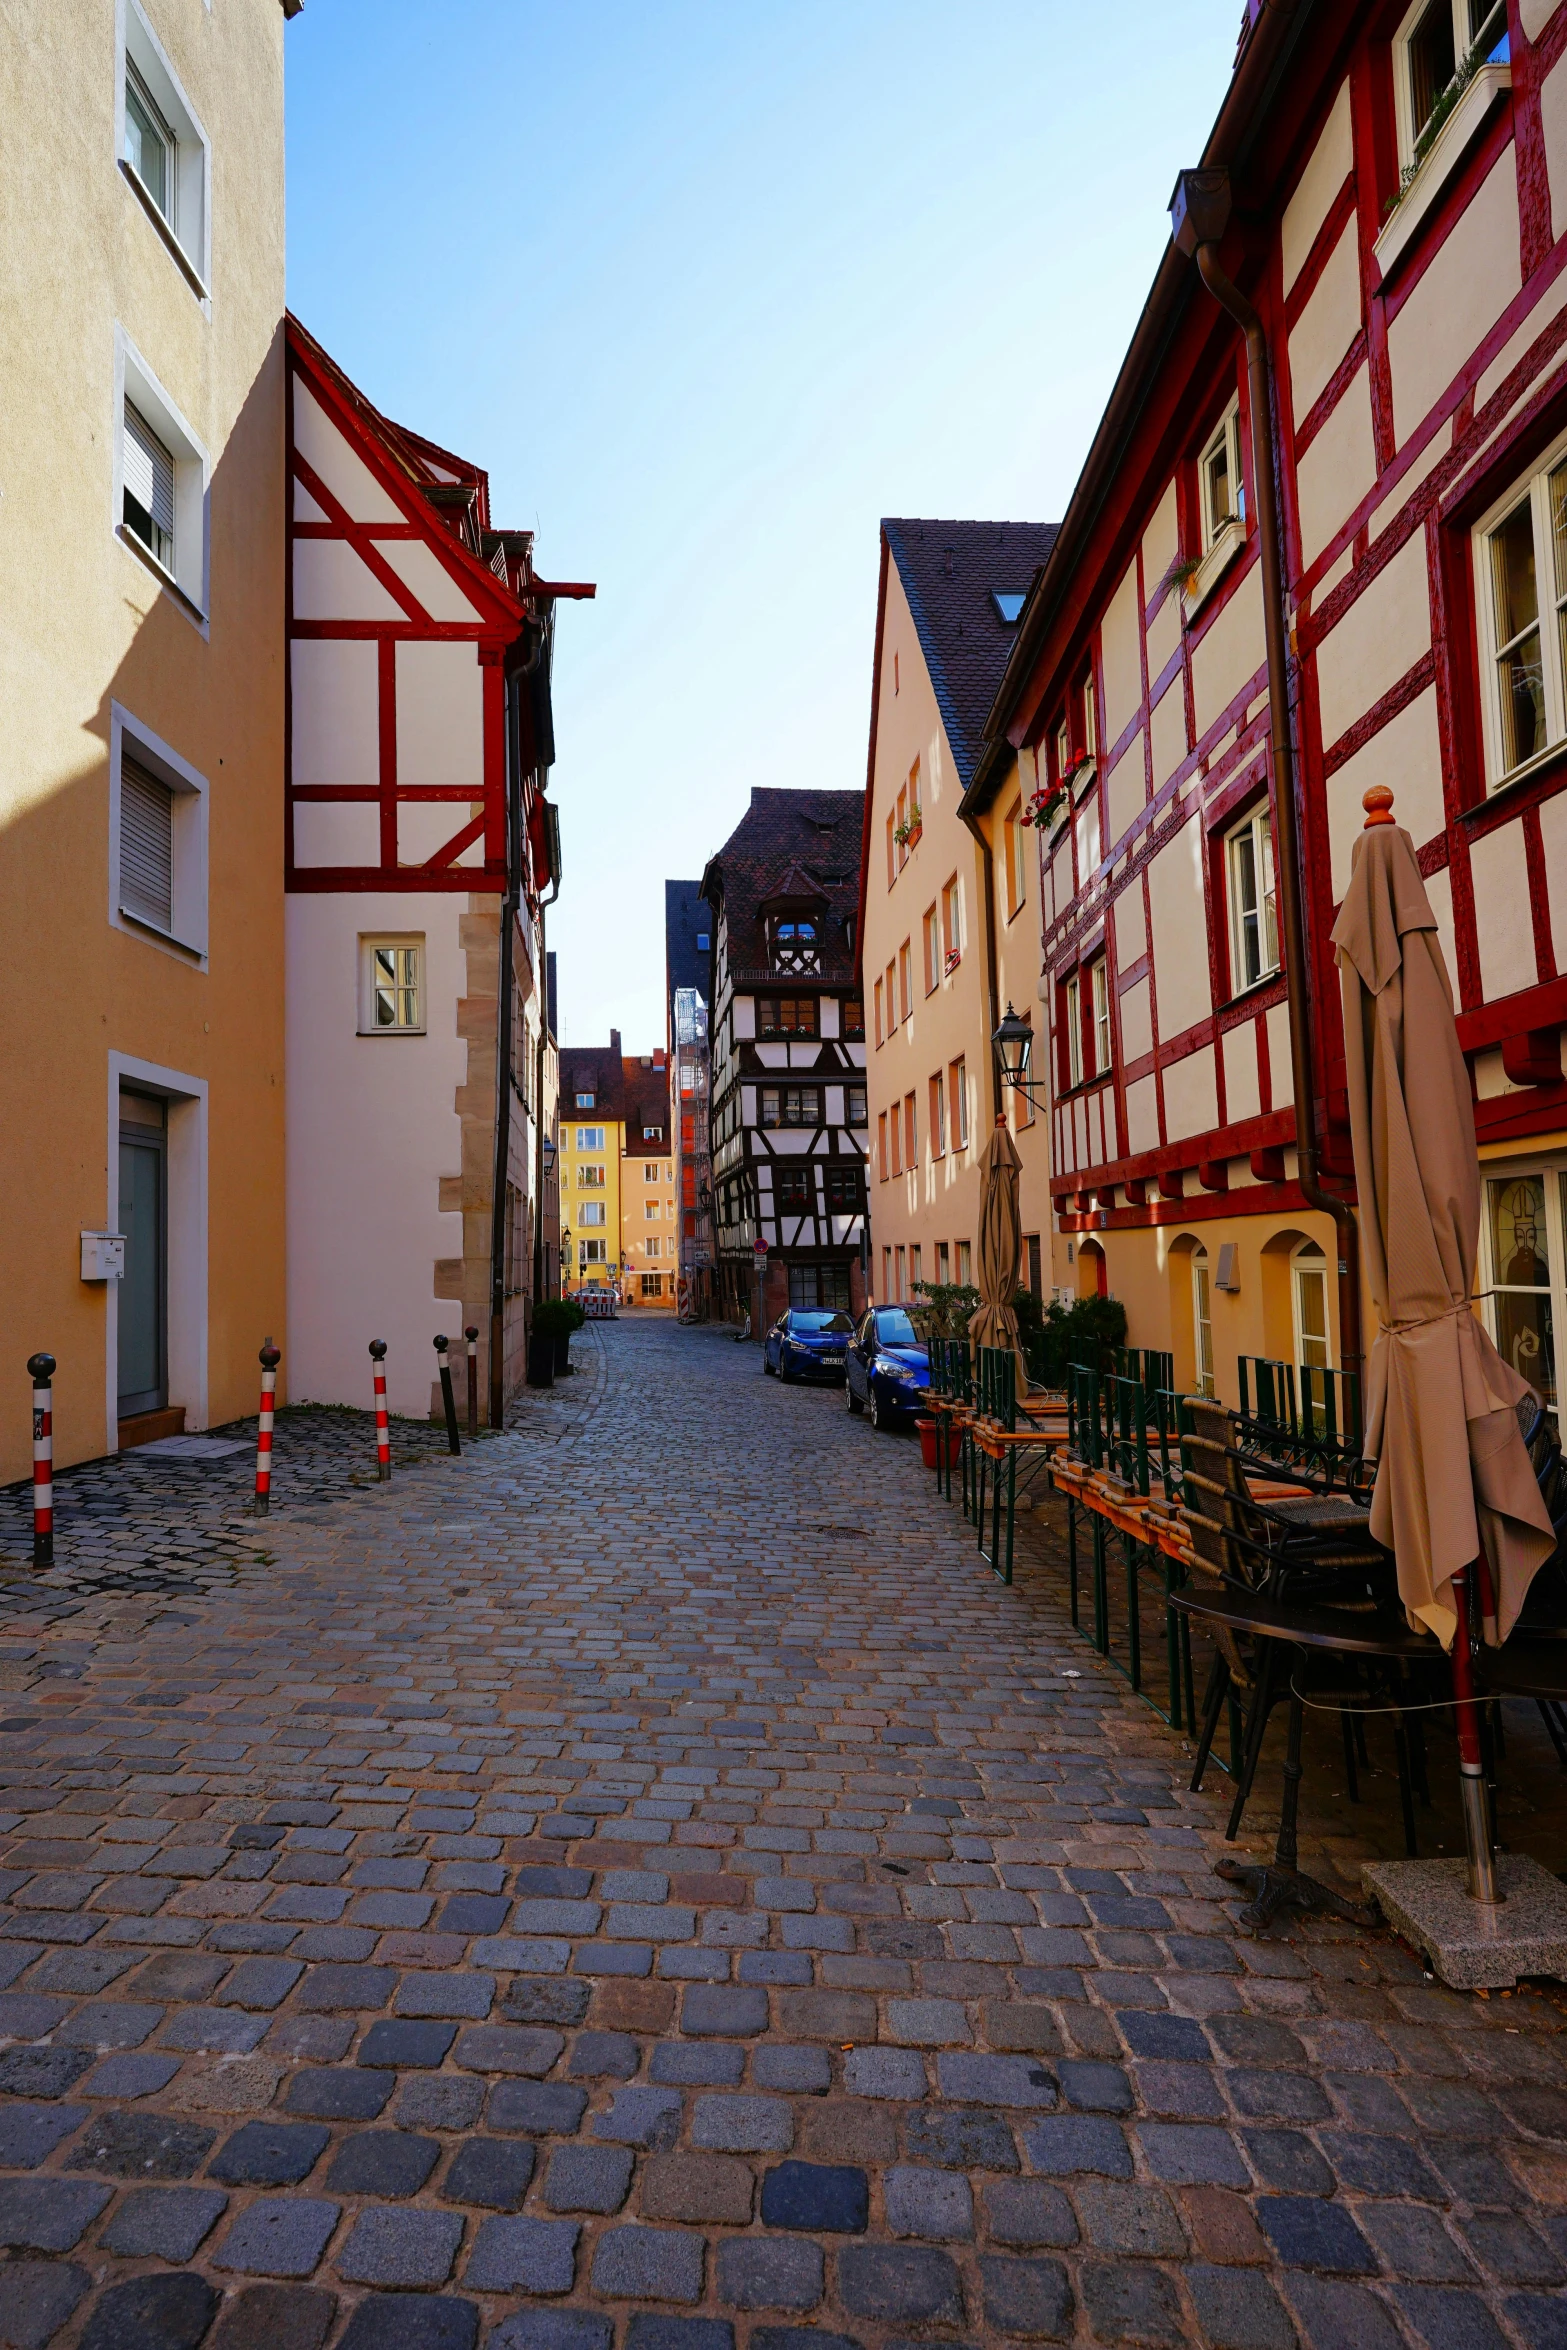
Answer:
top-left (1063, 972), bottom-right (1083, 1090)
top-left (1004, 799), bottom-right (1028, 917)
top-left (1200, 399), bottom-right (1245, 552)
top-left (1475, 449), bottom-right (1567, 785)
top-left (576, 1092), bottom-right (595, 1107)
top-left (576, 1126), bottom-right (605, 1149)
top-left (645, 1200), bottom-right (660, 1219)
top-left (1393, 0), bottom-right (1508, 177)
top-left (1226, 804), bottom-right (1279, 992)
top-left (1292, 1240), bottom-right (1331, 1373)
top-left (580, 1201), bottom-right (607, 1228)
top-left (1090, 959), bottom-right (1111, 1077)
top-left (110, 706), bottom-right (207, 960)
top-left (1192, 1245), bottom-right (1217, 1397)
top-left (360, 939), bottom-right (425, 1034)
top-left (950, 1058), bottom-right (970, 1149)
top-left (117, 335), bottom-right (208, 614)
top-left (119, 2), bottom-right (210, 288)
top-left (582, 1238), bottom-right (607, 1263)
top-left (1480, 1168), bottom-right (1561, 1413)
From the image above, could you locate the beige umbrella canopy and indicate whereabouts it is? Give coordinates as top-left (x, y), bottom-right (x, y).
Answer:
top-left (1331, 792), bottom-right (1553, 1647)
top-left (968, 1114), bottom-right (1027, 1382)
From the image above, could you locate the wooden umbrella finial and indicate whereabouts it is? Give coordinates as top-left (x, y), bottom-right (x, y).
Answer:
top-left (1362, 785), bottom-right (1395, 827)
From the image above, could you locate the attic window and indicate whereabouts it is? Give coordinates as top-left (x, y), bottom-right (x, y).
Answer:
top-left (576, 1092), bottom-right (595, 1108)
top-left (992, 591), bottom-right (1027, 625)
top-left (697, 931), bottom-right (710, 949)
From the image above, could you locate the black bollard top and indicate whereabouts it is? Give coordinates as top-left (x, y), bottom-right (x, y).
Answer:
top-left (465, 1326), bottom-right (479, 1343)
top-left (26, 1353), bottom-right (56, 1384)
top-left (433, 1334), bottom-right (449, 1355)
top-left (369, 1340), bottom-right (388, 1361)
top-left (260, 1339), bottom-right (281, 1370)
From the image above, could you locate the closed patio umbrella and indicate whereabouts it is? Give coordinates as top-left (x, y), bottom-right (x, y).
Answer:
top-left (968, 1114), bottom-right (1027, 1383)
top-left (1332, 785), bottom-right (1553, 1895)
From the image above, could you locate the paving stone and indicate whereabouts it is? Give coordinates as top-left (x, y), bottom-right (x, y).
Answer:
top-left (0, 1991), bottom-right (71, 2035)
top-left (1055, 2058), bottom-right (1133, 2112)
top-left (590, 2224), bottom-right (704, 2302)
top-left (392, 1974), bottom-right (494, 2019)
top-left (133, 1953), bottom-right (233, 2002)
top-left (651, 2041), bottom-right (744, 2085)
top-left (542, 2143), bottom-right (635, 2212)
top-left (1460, 2213), bottom-right (1564, 2284)
top-left (335, 2304), bottom-right (477, 2350)
top-left (884, 2164), bottom-right (973, 2240)
top-left (714, 2237), bottom-right (824, 2311)
top-left (590, 2084), bottom-right (683, 2148)
top-left (1281, 2277), bottom-right (1407, 2350)
top-left (905, 2106), bottom-right (1019, 2171)
top-left (79, 2274), bottom-right (220, 2350)
top-left (935, 2052), bottom-right (1056, 2107)
top-left (209, 2122), bottom-right (331, 2186)
top-left (0, 2177), bottom-right (112, 2251)
top-left (443, 2135), bottom-right (535, 2208)
top-left (1389, 2286), bottom-right (1511, 2350)
top-left (641, 2152), bottom-right (755, 2225)
top-left (1138, 2121), bottom-right (1251, 2187)
top-left (760, 2161), bottom-right (869, 2232)
top-left (1502, 2292), bottom-right (1567, 2350)
top-left (2, 2261), bottom-right (92, 2350)
top-left (977, 2253), bottom-right (1074, 2339)
top-left (487, 2319), bottom-right (610, 2350)
top-left (358, 2018), bottom-right (457, 2069)
top-left (984, 2179), bottom-right (1078, 2247)
top-left (70, 2109), bottom-right (216, 2178)
top-left (846, 2047), bottom-right (926, 2100)
top-left (1184, 2264), bottom-right (1296, 2350)
top-left (88, 2051), bottom-right (189, 2096)
top-left (621, 2325), bottom-right (733, 2350)
top-left (162, 2008), bottom-right (271, 2054)
top-left (753, 2045), bottom-right (831, 2093)
top-left (216, 2197), bottom-right (341, 2279)
top-left (1241, 2129), bottom-right (1335, 2197)
top-left (453, 2023), bottom-right (563, 2074)
top-left (0, 2044), bottom-right (96, 2096)
top-left (283, 2068), bottom-right (393, 2120)
top-left (325, 2129), bottom-right (440, 2197)
top-left (1078, 2262), bottom-right (1184, 2346)
top-left (837, 2245), bottom-right (962, 2323)
top-left (1361, 2204), bottom-right (1476, 2282)
top-left (568, 2029), bottom-right (640, 2078)
top-left (693, 2093), bottom-right (795, 2152)
top-left (1023, 2114), bottom-right (1132, 2177)
top-left (292, 1963), bottom-right (395, 2012)
top-left (504, 1979), bottom-right (592, 2027)
top-left (56, 2000), bottom-right (165, 2050)
top-left (338, 2206), bottom-right (465, 2288)
top-left (1257, 2195), bottom-right (1378, 2274)
top-left (102, 2186), bottom-right (231, 2260)
top-left (209, 2285), bottom-right (337, 2350)
top-left (681, 1984), bottom-right (768, 2036)
top-left (1076, 2180), bottom-right (1187, 2257)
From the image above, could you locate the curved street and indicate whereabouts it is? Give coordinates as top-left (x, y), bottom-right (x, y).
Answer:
top-left (2, 1318), bottom-right (1566, 2350)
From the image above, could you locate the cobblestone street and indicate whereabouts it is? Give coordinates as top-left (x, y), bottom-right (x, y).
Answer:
top-left (3, 1316), bottom-right (1567, 2350)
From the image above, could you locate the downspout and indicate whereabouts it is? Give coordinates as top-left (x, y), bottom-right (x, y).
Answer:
top-left (533, 814), bottom-right (561, 1303)
top-left (960, 805), bottom-right (1002, 1128)
top-left (1173, 168), bottom-right (1362, 1393)
top-left (488, 669), bottom-right (524, 1431)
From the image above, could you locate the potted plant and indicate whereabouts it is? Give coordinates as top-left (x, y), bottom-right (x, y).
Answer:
top-left (893, 802), bottom-right (923, 848)
top-left (532, 1298), bottom-right (581, 1378)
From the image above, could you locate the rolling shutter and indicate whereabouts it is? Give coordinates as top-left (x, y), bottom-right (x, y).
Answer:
top-left (120, 754), bottom-right (174, 932)
top-left (123, 402), bottom-right (175, 547)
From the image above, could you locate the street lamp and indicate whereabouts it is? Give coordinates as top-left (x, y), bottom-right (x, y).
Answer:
top-left (541, 1136), bottom-right (557, 1176)
top-left (993, 1002), bottom-right (1049, 1114)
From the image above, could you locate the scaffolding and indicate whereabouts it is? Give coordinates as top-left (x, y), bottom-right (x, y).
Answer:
top-left (673, 988), bottom-right (714, 1320)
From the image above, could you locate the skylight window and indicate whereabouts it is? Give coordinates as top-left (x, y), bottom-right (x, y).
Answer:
top-left (992, 591), bottom-right (1027, 625)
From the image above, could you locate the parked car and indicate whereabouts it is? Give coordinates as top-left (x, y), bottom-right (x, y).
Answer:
top-left (844, 1305), bottom-right (929, 1430)
top-left (763, 1308), bottom-right (852, 1382)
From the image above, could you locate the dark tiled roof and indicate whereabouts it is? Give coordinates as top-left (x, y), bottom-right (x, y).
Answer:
top-left (560, 1033), bottom-right (625, 1122)
top-left (699, 789), bottom-right (865, 980)
top-left (622, 1058), bottom-right (672, 1157)
top-left (883, 519), bottom-right (1059, 786)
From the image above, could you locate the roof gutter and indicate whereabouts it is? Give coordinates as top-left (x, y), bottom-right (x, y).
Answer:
top-left (979, 0), bottom-right (1312, 760)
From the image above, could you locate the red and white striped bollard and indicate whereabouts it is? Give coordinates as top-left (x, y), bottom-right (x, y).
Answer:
top-left (465, 1325), bottom-right (479, 1441)
top-left (27, 1353), bottom-right (55, 1569)
top-left (253, 1339), bottom-right (281, 1514)
top-left (369, 1341), bottom-right (391, 1481)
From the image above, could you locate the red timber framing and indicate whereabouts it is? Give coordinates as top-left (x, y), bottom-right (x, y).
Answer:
top-left (981, 0), bottom-right (1567, 1246)
top-left (284, 317), bottom-right (527, 895)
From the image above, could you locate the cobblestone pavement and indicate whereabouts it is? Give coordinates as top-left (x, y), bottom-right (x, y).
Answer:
top-left (2, 1317), bottom-right (1566, 2350)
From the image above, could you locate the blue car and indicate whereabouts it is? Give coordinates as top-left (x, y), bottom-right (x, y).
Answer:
top-left (763, 1308), bottom-right (853, 1383)
top-left (844, 1305), bottom-right (929, 1431)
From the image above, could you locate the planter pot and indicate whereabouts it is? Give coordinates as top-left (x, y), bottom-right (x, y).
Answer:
top-left (526, 1335), bottom-right (554, 1389)
top-left (553, 1333), bottom-right (571, 1376)
top-left (917, 1416), bottom-right (960, 1471)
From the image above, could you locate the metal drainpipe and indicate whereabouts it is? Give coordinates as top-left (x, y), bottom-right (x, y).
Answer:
top-left (1176, 190), bottom-right (1362, 1391)
top-left (961, 808), bottom-right (1002, 1129)
top-left (488, 672), bottom-right (521, 1431)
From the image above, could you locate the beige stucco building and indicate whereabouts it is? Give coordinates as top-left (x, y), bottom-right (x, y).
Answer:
top-left (858, 521), bottom-right (1058, 1305)
top-left (0, 0), bottom-right (293, 1479)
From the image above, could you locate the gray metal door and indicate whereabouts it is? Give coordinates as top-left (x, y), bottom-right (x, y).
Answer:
top-left (118, 1104), bottom-right (166, 1417)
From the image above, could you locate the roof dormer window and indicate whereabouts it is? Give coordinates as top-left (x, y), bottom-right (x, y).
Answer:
top-left (769, 916), bottom-right (821, 975)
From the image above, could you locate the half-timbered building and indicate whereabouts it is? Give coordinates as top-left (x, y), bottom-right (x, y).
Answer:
top-left (283, 318), bottom-right (586, 1422)
top-left (701, 790), bottom-right (869, 1327)
top-left (982, 0), bottom-right (1567, 1412)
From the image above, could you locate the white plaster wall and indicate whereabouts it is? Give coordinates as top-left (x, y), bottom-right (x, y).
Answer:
top-left (1149, 677), bottom-right (1188, 793)
top-left (398, 642), bottom-right (484, 792)
top-left (1115, 885), bottom-right (1147, 967)
top-left (1164, 1043), bottom-right (1219, 1141)
top-left (1147, 815), bottom-right (1210, 1037)
top-left (1388, 154), bottom-right (1521, 445)
top-left (1539, 791), bottom-right (1567, 966)
top-left (1106, 734), bottom-right (1146, 850)
top-left (1222, 1021), bottom-right (1262, 1125)
top-left (293, 381), bottom-right (402, 522)
top-left (1191, 563), bottom-right (1265, 738)
top-left (1296, 366), bottom-right (1377, 566)
top-left (1120, 976), bottom-right (1153, 1063)
top-left (1126, 1072), bottom-right (1159, 1157)
top-left (1470, 821), bottom-right (1538, 1002)
top-left (1316, 530), bottom-right (1431, 746)
top-left (1282, 80), bottom-right (1353, 294)
top-left (286, 891), bottom-right (465, 1416)
top-left (1100, 557), bottom-right (1143, 748)
top-left (1326, 687), bottom-right (1445, 897)
top-left (1289, 223), bottom-right (1362, 425)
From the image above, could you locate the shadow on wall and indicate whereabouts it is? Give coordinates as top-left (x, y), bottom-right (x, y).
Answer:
top-left (0, 330), bottom-right (286, 1481)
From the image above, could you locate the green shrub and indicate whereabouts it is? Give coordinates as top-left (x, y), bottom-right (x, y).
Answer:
top-left (561, 1297), bottom-right (587, 1332)
top-left (908, 1281), bottom-right (982, 1341)
top-left (1026, 1293), bottom-right (1129, 1385)
top-left (531, 1299), bottom-right (575, 1341)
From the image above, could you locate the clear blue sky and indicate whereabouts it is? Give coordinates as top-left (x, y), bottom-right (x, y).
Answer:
top-left (285, 1), bottom-right (1242, 1053)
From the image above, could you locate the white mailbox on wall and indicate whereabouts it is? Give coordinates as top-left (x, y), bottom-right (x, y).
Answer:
top-left (81, 1231), bottom-right (126, 1281)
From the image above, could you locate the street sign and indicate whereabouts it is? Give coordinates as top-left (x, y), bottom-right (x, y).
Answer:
top-left (752, 1240), bottom-right (769, 1261)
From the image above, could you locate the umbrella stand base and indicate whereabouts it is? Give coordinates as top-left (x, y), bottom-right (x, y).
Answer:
top-left (1362, 1854), bottom-right (1567, 1989)
top-left (1214, 1855), bottom-right (1380, 1936)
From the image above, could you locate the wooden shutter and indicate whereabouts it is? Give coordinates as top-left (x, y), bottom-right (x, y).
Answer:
top-left (123, 402), bottom-right (175, 542)
top-left (120, 754), bottom-right (174, 932)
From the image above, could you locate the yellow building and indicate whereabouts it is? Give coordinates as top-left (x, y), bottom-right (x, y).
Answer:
top-left (559, 1039), bottom-right (624, 1295)
top-left (0, 0), bottom-right (293, 1478)
top-left (619, 1052), bottom-right (677, 1307)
